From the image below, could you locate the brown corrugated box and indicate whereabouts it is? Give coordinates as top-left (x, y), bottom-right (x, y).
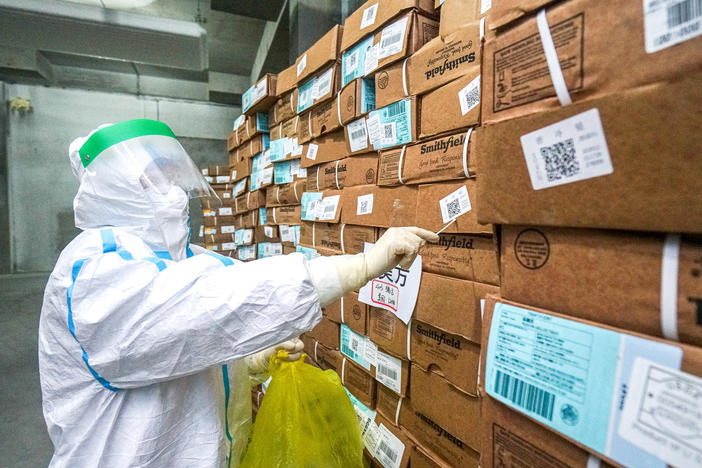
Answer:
top-left (276, 63), bottom-right (298, 96)
top-left (483, 0), bottom-right (702, 125)
top-left (501, 225), bottom-right (702, 347)
top-left (477, 72), bottom-right (702, 233)
top-left (481, 396), bottom-right (615, 468)
top-left (376, 381), bottom-right (403, 425)
top-left (324, 291), bottom-right (368, 335)
top-left (238, 134), bottom-right (268, 159)
top-left (297, 96), bottom-right (343, 144)
top-left (203, 215), bottom-right (235, 228)
top-left (265, 180), bottom-right (305, 207)
top-left (245, 73), bottom-right (277, 115)
top-left (307, 316), bottom-right (340, 350)
top-left (254, 225), bottom-right (280, 243)
top-left (419, 232), bottom-right (499, 284)
top-left (305, 153), bottom-right (378, 191)
top-left (282, 244), bottom-right (296, 255)
top-left (419, 70), bottom-right (481, 138)
top-left (372, 413), bottom-right (413, 468)
top-left (341, 357), bottom-right (377, 408)
top-left (233, 190), bottom-right (266, 214)
top-left (341, 0), bottom-right (435, 52)
top-left (295, 25), bottom-right (343, 83)
top-left (374, 61), bottom-right (405, 109)
top-left (273, 116), bottom-right (298, 141)
top-left (266, 205), bottom-right (302, 225)
top-left (369, 306), bottom-right (409, 359)
top-left (300, 129), bottom-right (351, 168)
top-left (299, 222), bottom-right (377, 254)
top-left (415, 180), bottom-right (492, 234)
top-left (271, 91), bottom-right (297, 126)
top-left (227, 131), bottom-right (237, 151)
top-left (203, 233), bottom-right (234, 244)
top-left (439, 0), bottom-right (483, 37)
top-left (341, 184), bottom-right (418, 228)
top-left (231, 158), bottom-right (251, 182)
top-left (339, 78), bottom-right (375, 125)
top-left (378, 129), bottom-right (477, 186)
top-left (408, 443), bottom-right (454, 468)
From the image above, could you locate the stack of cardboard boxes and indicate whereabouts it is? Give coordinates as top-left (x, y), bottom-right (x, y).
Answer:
top-left (200, 165), bottom-right (237, 256)
top-left (476, 2), bottom-right (702, 468)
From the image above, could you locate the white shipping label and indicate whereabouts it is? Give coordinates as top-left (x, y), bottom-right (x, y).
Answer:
top-left (216, 175), bottom-right (230, 183)
top-left (264, 226), bottom-right (273, 238)
top-left (381, 122), bottom-right (397, 147)
top-left (363, 422), bottom-right (381, 458)
top-left (346, 49), bottom-right (360, 74)
top-left (205, 176), bottom-right (214, 182)
top-left (376, 424), bottom-right (405, 468)
top-left (644, 0), bottom-right (702, 53)
top-left (439, 185), bottom-right (472, 223)
top-left (297, 54), bottom-right (307, 76)
top-left (619, 358), bottom-right (702, 468)
top-left (363, 44), bottom-right (379, 76)
top-left (291, 139), bottom-right (303, 157)
top-left (254, 79), bottom-right (267, 101)
top-left (314, 199), bottom-right (326, 220)
top-left (262, 167), bottom-right (273, 184)
top-left (318, 195), bottom-right (341, 221)
top-left (243, 230), bottom-right (253, 243)
top-left (222, 242), bottom-right (237, 251)
top-left (481, 0), bottom-right (492, 14)
top-left (231, 170), bottom-right (237, 180)
top-left (198, 225), bottom-right (204, 237)
top-left (283, 137), bottom-right (294, 156)
top-left (458, 74), bottom-right (481, 116)
top-left (365, 113), bottom-right (382, 147)
top-left (222, 192), bottom-right (231, 199)
top-left (520, 108), bottom-right (613, 190)
top-left (375, 352), bottom-right (402, 394)
top-left (347, 118), bottom-right (369, 152)
top-left (360, 3), bottom-right (379, 29)
top-left (219, 207), bottom-right (233, 216)
top-left (298, 167), bottom-right (307, 178)
top-left (378, 16), bottom-right (409, 59)
top-left (313, 68), bottom-right (334, 100)
top-left (221, 225), bottom-right (235, 234)
top-left (356, 193), bottom-right (374, 215)
top-left (365, 339), bottom-right (378, 368)
top-left (306, 143), bottom-right (319, 160)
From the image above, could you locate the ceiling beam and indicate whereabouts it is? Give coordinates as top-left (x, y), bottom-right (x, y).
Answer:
top-left (210, 0), bottom-right (285, 21)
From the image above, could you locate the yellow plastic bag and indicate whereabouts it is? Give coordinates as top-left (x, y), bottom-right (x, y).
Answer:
top-left (241, 352), bottom-right (365, 468)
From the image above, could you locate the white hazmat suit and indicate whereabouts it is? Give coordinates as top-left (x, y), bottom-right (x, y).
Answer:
top-left (38, 119), bottom-right (437, 467)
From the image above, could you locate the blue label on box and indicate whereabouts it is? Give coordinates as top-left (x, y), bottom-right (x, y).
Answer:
top-left (300, 191), bottom-right (323, 221)
top-left (297, 79), bottom-right (315, 114)
top-left (367, 98), bottom-right (413, 150)
top-left (261, 133), bottom-right (270, 150)
top-left (485, 302), bottom-right (682, 466)
top-left (342, 36), bottom-right (374, 87)
top-left (258, 207), bottom-right (267, 226)
top-left (273, 160), bottom-right (293, 185)
top-left (270, 138), bottom-right (287, 162)
top-left (242, 86), bottom-right (254, 112)
top-left (360, 78), bottom-right (376, 114)
top-left (295, 245), bottom-right (319, 260)
top-left (255, 112), bottom-right (269, 132)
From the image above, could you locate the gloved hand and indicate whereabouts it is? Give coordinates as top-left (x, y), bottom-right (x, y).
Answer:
top-left (308, 227), bottom-right (439, 306)
top-left (247, 338), bottom-right (304, 374)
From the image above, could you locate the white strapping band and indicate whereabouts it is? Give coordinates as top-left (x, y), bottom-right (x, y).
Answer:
top-left (294, 115), bottom-right (299, 131)
top-left (340, 224), bottom-right (347, 254)
top-left (289, 92), bottom-right (294, 110)
top-left (273, 105), bottom-right (277, 123)
top-left (586, 455), bottom-right (602, 468)
top-left (316, 166), bottom-right (321, 191)
top-left (234, 197), bottom-right (239, 213)
top-left (246, 191), bottom-right (250, 208)
top-left (462, 127), bottom-right (474, 178)
top-left (341, 357), bottom-right (347, 384)
top-left (314, 340), bottom-right (319, 363)
top-left (401, 58), bottom-right (409, 97)
top-left (406, 319), bottom-right (412, 360)
top-left (293, 181), bottom-right (301, 202)
top-left (397, 145), bottom-right (407, 185)
top-left (272, 208), bottom-right (277, 224)
top-left (276, 187), bottom-right (281, 205)
top-left (308, 112), bottom-right (312, 136)
top-left (246, 122), bottom-right (250, 138)
top-left (394, 397), bottom-right (403, 426)
top-left (250, 140), bottom-right (253, 155)
top-left (312, 221), bottom-right (316, 248)
top-left (340, 296), bottom-right (345, 323)
top-left (661, 234), bottom-right (681, 341)
top-left (536, 9), bottom-right (572, 106)
top-left (336, 91), bottom-right (343, 126)
top-left (335, 160), bottom-right (341, 190)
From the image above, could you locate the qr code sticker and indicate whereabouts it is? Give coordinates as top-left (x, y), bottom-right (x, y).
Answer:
top-left (347, 50), bottom-right (359, 72)
top-left (540, 138), bottom-right (579, 182)
top-left (446, 198), bottom-right (462, 218)
top-left (357, 194), bottom-right (374, 215)
top-left (458, 75), bottom-right (481, 115)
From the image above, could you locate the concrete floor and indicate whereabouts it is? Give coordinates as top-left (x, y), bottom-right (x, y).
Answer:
top-left (0, 273), bottom-right (54, 466)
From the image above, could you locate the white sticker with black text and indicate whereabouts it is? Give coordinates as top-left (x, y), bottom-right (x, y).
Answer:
top-left (376, 424), bottom-right (405, 468)
top-left (221, 225), bottom-right (235, 234)
top-left (264, 226), bottom-right (273, 238)
top-left (222, 242), bottom-right (236, 251)
top-left (297, 54), bottom-right (307, 76)
top-left (644, 0), bottom-right (702, 53)
top-left (314, 67), bottom-right (333, 100)
top-left (356, 193), bottom-right (374, 215)
top-left (346, 49), bottom-right (360, 74)
top-left (363, 44), bottom-right (379, 75)
top-left (254, 79), bottom-right (267, 102)
top-left (520, 108), bottom-right (613, 190)
top-left (360, 3), bottom-right (378, 29)
top-left (306, 143), bottom-right (319, 160)
top-left (439, 185), bottom-right (472, 223)
top-left (375, 352), bottom-right (402, 394)
top-left (347, 118), bottom-right (369, 152)
top-left (378, 16), bottom-right (408, 59)
top-left (458, 74), bottom-right (481, 116)
top-left (318, 195), bottom-right (340, 221)
top-left (365, 113), bottom-right (381, 147)
top-left (219, 207), bottom-right (233, 216)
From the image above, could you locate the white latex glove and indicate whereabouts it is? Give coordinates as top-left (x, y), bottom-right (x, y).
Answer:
top-left (308, 227), bottom-right (439, 306)
top-left (247, 338), bottom-right (304, 374)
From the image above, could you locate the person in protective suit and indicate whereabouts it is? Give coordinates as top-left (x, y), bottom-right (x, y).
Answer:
top-left (38, 119), bottom-right (438, 467)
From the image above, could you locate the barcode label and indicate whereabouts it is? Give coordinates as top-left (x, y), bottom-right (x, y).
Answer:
top-left (494, 370), bottom-right (556, 421)
top-left (376, 425), bottom-right (405, 468)
top-left (313, 68), bottom-right (333, 99)
top-left (458, 74), bottom-right (481, 116)
top-left (221, 225), bottom-right (235, 234)
top-left (385, 100), bottom-right (406, 117)
top-left (306, 143), bottom-right (319, 160)
top-left (644, 0), bottom-right (702, 52)
top-left (318, 195), bottom-right (340, 221)
top-left (348, 117), bottom-right (370, 152)
top-left (378, 365), bottom-right (397, 381)
top-left (439, 185), bottom-right (472, 223)
top-left (346, 49), bottom-right (359, 73)
top-left (375, 351), bottom-right (402, 394)
top-left (360, 3), bottom-right (378, 29)
top-left (378, 441), bottom-right (398, 463)
top-left (357, 193), bottom-right (374, 215)
top-left (363, 44), bottom-right (379, 75)
top-left (520, 108), bottom-right (612, 190)
top-left (219, 207), bottom-right (232, 216)
top-left (378, 16), bottom-right (409, 59)
top-left (382, 122), bottom-right (396, 146)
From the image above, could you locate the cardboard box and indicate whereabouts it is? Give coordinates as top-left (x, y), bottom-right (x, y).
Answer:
top-left (374, 62), bottom-right (406, 109)
top-left (481, 295), bottom-right (702, 467)
top-left (371, 413), bottom-right (413, 468)
top-left (203, 215), bottom-right (235, 228)
top-left (254, 225), bottom-right (280, 243)
top-left (236, 112), bottom-right (269, 145)
top-left (339, 78), bottom-right (376, 125)
top-left (439, 0), bottom-right (484, 37)
top-left (308, 316), bottom-right (340, 350)
top-left (341, 357), bottom-right (377, 408)
top-left (305, 153), bottom-right (378, 191)
top-left (419, 70), bottom-right (481, 138)
top-left (415, 180), bottom-right (492, 234)
top-left (415, 272), bottom-right (497, 341)
top-left (419, 233), bottom-right (499, 284)
top-left (378, 129), bottom-right (477, 186)
top-left (242, 73), bottom-right (277, 115)
top-left (481, 396), bottom-right (613, 468)
top-left (231, 158), bottom-right (252, 182)
top-left (408, 364), bottom-right (481, 453)
top-left (477, 72), bottom-right (702, 233)
top-left (483, 0), bottom-right (702, 125)
top-left (266, 205), bottom-right (302, 225)
top-left (501, 225), bottom-right (702, 347)
top-left (368, 306), bottom-right (410, 359)
top-left (236, 243), bottom-right (257, 261)
top-left (295, 25), bottom-right (343, 83)
top-left (282, 244), bottom-right (296, 255)
top-left (265, 180), bottom-right (305, 207)
top-left (409, 443), bottom-right (455, 468)
top-left (276, 63), bottom-right (298, 96)
top-left (341, 184), bottom-right (418, 228)
top-left (237, 134), bottom-right (270, 160)
top-left (203, 233), bottom-right (234, 245)
top-left (375, 380), bottom-right (403, 425)
top-left (271, 91), bottom-right (297, 125)
top-left (233, 189), bottom-right (266, 214)
top-left (299, 222), bottom-right (377, 254)
top-left (341, 0), bottom-right (435, 52)
top-left (324, 291), bottom-right (369, 335)
top-left (227, 131), bottom-right (238, 151)
top-left (295, 62), bottom-right (342, 115)
top-left (300, 129), bottom-right (352, 168)
top-left (297, 96), bottom-right (343, 144)
top-left (410, 319), bottom-right (481, 395)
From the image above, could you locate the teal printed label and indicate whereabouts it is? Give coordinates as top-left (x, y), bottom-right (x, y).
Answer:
top-left (340, 324), bottom-right (371, 370)
top-left (300, 191), bottom-right (323, 220)
top-left (367, 98), bottom-right (412, 150)
top-left (297, 78), bottom-right (315, 114)
top-left (295, 245), bottom-right (319, 260)
top-left (270, 138), bottom-right (287, 162)
top-left (342, 36), bottom-right (374, 87)
top-left (485, 302), bottom-right (682, 465)
top-left (345, 386), bottom-right (377, 436)
top-left (261, 133), bottom-right (270, 150)
top-left (274, 160), bottom-right (294, 185)
top-left (361, 78), bottom-right (376, 114)
top-left (234, 229), bottom-right (244, 245)
top-left (255, 112), bottom-right (269, 132)
top-left (242, 86), bottom-right (254, 112)
top-left (292, 225), bottom-right (300, 246)
top-left (258, 207), bottom-right (267, 226)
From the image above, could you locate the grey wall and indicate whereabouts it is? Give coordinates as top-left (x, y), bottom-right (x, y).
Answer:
top-left (4, 83), bottom-right (237, 272)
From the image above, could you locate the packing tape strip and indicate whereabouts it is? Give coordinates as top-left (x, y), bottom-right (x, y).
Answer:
top-left (312, 221), bottom-right (316, 248)
top-left (660, 234), bottom-right (681, 341)
top-left (336, 91), bottom-right (343, 126)
top-left (462, 127), bottom-right (474, 178)
top-left (341, 357), bottom-right (347, 385)
top-left (234, 197), bottom-right (239, 213)
top-left (536, 9), bottom-right (572, 106)
top-left (308, 112), bottom-right (312, 137)
top-left (276, 186), bottom-right (281, 205)
top-left (335, 160), bottom-right (341, 190)
top-left (395, 397), bottom-right (403, 426)
top-left (340, 224), bottom-right (346, 254)
top-left (586, 455), bottom-right (602, 468)
top-left (406, 319), bottom-right (412, 361)
top-left (252, 210), bottom-right (256, 225)
top-left (273, 105), bottom-right (277, 123)
top-left (314, 340), bottom-right (319, 363)
top-left (397, 145), bottom-right (407, 185)
top-left (316, 166), bottom-right (321, 191)
top-left (401, 58), bottom-right (409, 97)
top-left (340, 295), bottom-right (345, 323)
top-left (250, 139), bottom-right (253, 155)
top-left (235, 130), bottom-right (239, 147)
